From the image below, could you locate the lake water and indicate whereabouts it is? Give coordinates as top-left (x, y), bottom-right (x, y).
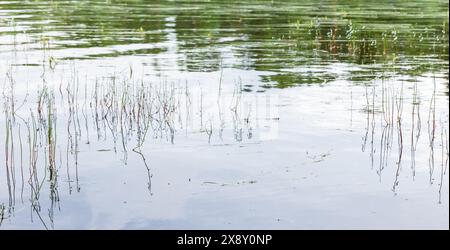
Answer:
top-left (0, 0), bottom-right (448, 229)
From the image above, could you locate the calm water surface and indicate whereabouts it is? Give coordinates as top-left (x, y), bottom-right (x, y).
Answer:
top-left (0, 0), bottom-right (448, 229)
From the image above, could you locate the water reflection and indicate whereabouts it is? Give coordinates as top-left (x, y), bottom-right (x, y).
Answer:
top-left (0, 0), bottom-right (448, 229)
top-left (360, 76), bottom-right (448, 198)
top-left (1, 67), bottom-right (271, 228)
top-left (0, 0), bottom-right (448, 88)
